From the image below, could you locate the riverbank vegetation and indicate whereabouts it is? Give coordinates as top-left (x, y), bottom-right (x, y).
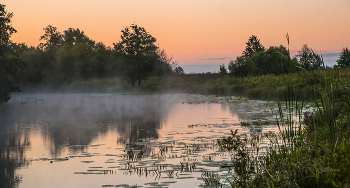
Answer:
top-left (214, 65), bottom-right (350, 187)
top-left (2, 3), bottom-right (350, 102)
top-left (2, 2), bottom-right (350, 187)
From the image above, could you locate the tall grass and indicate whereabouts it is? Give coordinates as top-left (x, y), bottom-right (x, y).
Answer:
top-left (216, 63), bottom-right (350, 187)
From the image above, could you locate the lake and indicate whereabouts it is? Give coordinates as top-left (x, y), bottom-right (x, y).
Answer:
top-left (0, 93), bottom-right (304, 188)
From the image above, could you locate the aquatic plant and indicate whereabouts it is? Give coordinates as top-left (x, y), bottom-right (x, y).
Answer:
top-left (201, 171), bottom-right (222, 187)
top-left (216, 58), bottom-right (350, 187)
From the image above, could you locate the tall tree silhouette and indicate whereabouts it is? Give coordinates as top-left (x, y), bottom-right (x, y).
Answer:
top-left (114, 24), bottom-right (159, 86)
top-left (242, 35), bottom-right (265, 57)
top-left (39, 25), bottom-right (62, 51)
top-left (0, 4), bottom-right (24, 103)
top-left (336, 47), bottom-right (350, 68)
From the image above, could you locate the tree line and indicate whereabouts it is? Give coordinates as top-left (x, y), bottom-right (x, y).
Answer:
top-left (1, 3), bottom-right (350, 103)
top-left (220, 34), bottom-right (350, 77)
top-left (19, 24), bottom-right (183, 86)
top-left (0, 4), bottom-right (186, 103)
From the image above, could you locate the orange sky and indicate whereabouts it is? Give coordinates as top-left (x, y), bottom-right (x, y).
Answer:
top-left (3, 0), bottom-right (350, 67)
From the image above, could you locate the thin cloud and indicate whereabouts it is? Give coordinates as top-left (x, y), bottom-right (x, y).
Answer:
top-left (319, 53), bottom-right (340, 57)
top-left (199, 57), bottom-right (231, 61)
top-left (291, 51), bottom-right (340, 58)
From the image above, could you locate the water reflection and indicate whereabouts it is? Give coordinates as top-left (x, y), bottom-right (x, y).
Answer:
top-left (0, 123), bottom-right (31, 188)
top-left (0, 94), bottom-right (181, 187)
top-left (0, 93), bottom-right (275, 188)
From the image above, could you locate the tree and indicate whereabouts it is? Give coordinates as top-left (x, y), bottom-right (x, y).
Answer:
top-left (173, 66), bottom-right (185, 75)
top-left (19, 48), bottom-right (46, 84)
top-left (92, 42), bottom-right (117, 78)
top-left (0, 4), bottom-right (24, 103)
top-left (219, 64), bottom-right (227, 76)
top-left (0, 4), bottom-right (16, 54)
top-left (296, 44), bottom-right (322, 71)
top-left (253, 46), bottom-right (298, 75)
top-left (229, 45), bottom-right (299, 77)
top-left (152, 49), bottom-right (174, 77)
top-left (55, 28), bottom-right (97, 81)
top-left (336, 47), bottom-right (350, 68)
top-left (228, 56), bottom-right (257, 77)
top-left (114, 24), bottom-right (159, 86)
top-left (39, 25), bottom-right (62, 51)
top-left (242, 35), bottom-right (265, 57)
top-left (62, 28), bottom-right (94, 48)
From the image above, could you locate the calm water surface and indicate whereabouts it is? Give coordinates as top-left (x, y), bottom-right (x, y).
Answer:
top-left (0, 93), bottom-right (286, 188)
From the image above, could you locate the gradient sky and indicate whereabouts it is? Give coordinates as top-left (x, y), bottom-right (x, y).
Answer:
top-left (3, 0), bottom-right (350, 72)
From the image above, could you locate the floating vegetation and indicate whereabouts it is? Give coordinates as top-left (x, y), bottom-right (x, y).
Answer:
top-left (81, 161), bottom-right (94, 163)
top-left (201, 171), bottom-right (222, 187)
top-left (20, 97), bottom-right (44, 104)
top-left (12, 93), bottom-right (297, 187)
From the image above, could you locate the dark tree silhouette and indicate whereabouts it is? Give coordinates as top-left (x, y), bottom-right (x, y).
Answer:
top-left (0, 4), bottom-right (16, 54)
top-left (62, 28), bottom-right (94, 48)
top-left (39, 25), bottom-right (62, 51)
top-left (173, 66), bottom-right (185, 75)
top-left (219, 64), bottom-right (227, 76)
top-left (336, 47), bottom-right (350, 68)
top-left (0, 4), bottom-right (24, 103)
top-left (242, 35), bottom-right (265, 57)
top-left (296, 44), bottom-right (322, 71)
top-left (114, 24), bottom-right (159, 86)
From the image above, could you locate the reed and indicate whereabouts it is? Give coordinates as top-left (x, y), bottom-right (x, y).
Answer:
top-left (217, 61), bottom-right (350, 187)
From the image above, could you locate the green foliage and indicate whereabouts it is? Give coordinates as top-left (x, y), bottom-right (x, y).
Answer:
top-left (228, 56), bottom-right (256, 77)
top-left (39, 25), bottom-right (62, 52)
top-left (11, 23), bottom-right (177, 88)
top-left (219, 64), bottom-right (228, 76)
top-left (173, 66), bottom-right (185, 75)
top-left (218, 129), bottom-right (259, 188)
top-left (0, 54), bottom-right (24, 102)
top-left (62, 28), bottom-right (94, 48)
top-left (56, 43), bottom-right (93, 81)
top-left (0, 4), bottom-right (16, 53)
top-left (336, 47), bottom-right (350, 68)
top-left (201, 171), bottom-right (222, 187)
top-left (152, 49), bottom-right (174, 77)
top-left (114, 24), bottom-right (161, 86)
top-left (242, 35), bottom-right (265, 57)
top-left (216, 61), bottom-right (350, 187)
top-left (0, 4), bottom-right (24, 103)
top-left (228, 45), bottom-right (299, 77)
top-left (92, 42), bottom-right (119, 78)
top-left (296, 44), bottom-right (323, 71)
top-left (254, 45), bottom-right (298, 75)
top-left (19, 48), bottom-right (47, 84)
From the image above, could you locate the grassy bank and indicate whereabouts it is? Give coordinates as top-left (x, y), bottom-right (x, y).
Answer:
top-left (211, 67), bottom-right (350, 187)
top-left (20, 67), bottom-right (350, 101)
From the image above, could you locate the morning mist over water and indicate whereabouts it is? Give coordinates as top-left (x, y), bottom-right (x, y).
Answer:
top-left (0, 93), bottom-right (281, 187)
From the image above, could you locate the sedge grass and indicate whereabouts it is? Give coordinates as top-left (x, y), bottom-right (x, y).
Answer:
top-left (216, 62), bottom-right (350, 187)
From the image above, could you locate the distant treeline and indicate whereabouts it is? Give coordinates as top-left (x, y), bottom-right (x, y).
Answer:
top-left (219, 34), bottom-right (350, 77)
top-left (13, 25), bottom-right (184, 87)
top-left (1, 2), bottom-right (184, 103)
top-left (1, 3), bottom-right (350, 103)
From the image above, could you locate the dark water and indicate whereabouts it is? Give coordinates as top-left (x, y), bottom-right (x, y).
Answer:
top-left (0, 93), bottom-right (283, 188)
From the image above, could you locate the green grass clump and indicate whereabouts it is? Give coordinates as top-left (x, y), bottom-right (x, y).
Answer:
top-left (216, 65), bottom-right (350, 187)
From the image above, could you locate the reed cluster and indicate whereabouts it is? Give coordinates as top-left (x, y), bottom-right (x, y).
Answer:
top-left (216, 65), bottom-right (350, 187)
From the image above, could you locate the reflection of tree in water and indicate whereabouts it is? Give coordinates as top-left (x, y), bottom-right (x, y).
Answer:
top-left (43, 122), bottom-right (98, 157)
top-left (0, 122), bottom-right (31, 188)
top-left (1, 94), bottom-right (175, 156)
top-left (0, 94), bottom-right (176, 186)
top-left (116, 116), bottom-right (162, 160)
top-left (115, 100), bottom-right (169, 159)
top-left (116, 115), bottom-right (164, 144)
